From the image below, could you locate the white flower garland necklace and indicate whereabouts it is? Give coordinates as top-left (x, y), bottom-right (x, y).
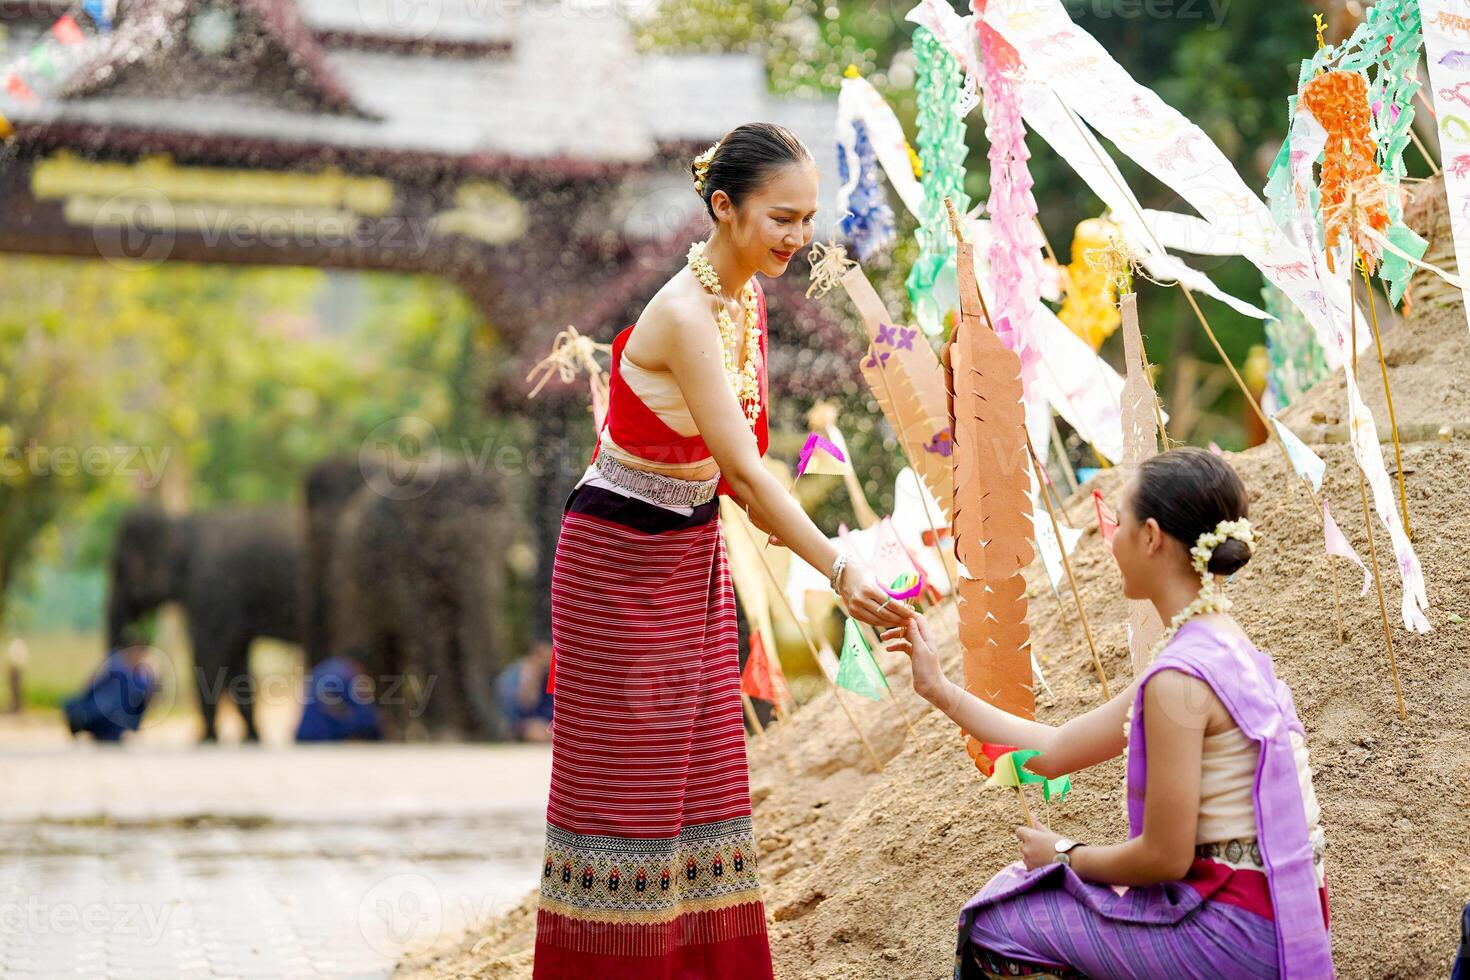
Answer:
top-left (687, 240), bottom-right (762, 427)
top-left (1123, 517), bottom-right (1256, 743)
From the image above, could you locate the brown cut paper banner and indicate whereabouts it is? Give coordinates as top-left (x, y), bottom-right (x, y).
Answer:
top-left (948, 234), bottom-right (1037, 728)
top-left (841, 265), bottom-right (954, 520)
top-left (1118, 292), bottom-right (1165, 674)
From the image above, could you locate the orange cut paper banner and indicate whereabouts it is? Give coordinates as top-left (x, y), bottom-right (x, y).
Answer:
top-left (945, 219), bottom-right (1035, 742)
top-left (1298, 69), bottom-right (1389, 272)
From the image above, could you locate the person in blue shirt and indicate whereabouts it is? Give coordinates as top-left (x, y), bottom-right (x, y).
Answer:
top-left (63, 647), bottom-right (157, 742)
top-left (497, 639), bottom-right (553, 742)
top-left (295, 655), bottom-right (382, 742)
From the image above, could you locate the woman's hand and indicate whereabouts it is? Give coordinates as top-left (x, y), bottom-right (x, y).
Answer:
top-left (839, 560), bottom-right (915, 629)
top-left (880, 613), bottom-right (946, 702)
top-left (1015, 822), bottom-right (1064, 870)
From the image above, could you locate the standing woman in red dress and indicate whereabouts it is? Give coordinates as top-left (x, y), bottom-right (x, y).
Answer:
top-left (533, 122), bottom-right (914, 979)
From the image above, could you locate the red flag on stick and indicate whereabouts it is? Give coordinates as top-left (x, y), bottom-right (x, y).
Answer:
top-left (1093, 489), bottom-right (1119, 551)
top-left (5, 73), bottom-right (36, 102)
top-left (740, 631), bottom-right (790, 706)
top-left (52, 14), bottom-right (86, 44)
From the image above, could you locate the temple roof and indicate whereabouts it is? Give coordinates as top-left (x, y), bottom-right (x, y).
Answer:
top-left (0, 0), bottom-right (838, 183)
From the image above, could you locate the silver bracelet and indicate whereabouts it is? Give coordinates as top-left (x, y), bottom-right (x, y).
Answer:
top-left (828, 553), bottom-right (849, 593)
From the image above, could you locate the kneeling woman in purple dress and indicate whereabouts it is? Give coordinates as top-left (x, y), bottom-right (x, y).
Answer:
top-left (884, 448), bottom-right (1332, 979)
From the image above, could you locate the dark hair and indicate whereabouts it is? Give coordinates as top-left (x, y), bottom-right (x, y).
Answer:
top-left (691, 122), bottom-right (813, 220)
top-left (1130, 447), bottom-right (1252, 575)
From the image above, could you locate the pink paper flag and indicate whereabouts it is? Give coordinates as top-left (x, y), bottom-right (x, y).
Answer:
top-left (796, 431), bottom-right (847, 477)
top-left (51, 14), bottom-right (85, 45)
top-left (1322, 499), bottom-right (1371, 597)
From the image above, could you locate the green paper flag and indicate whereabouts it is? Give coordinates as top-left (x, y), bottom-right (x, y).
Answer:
top-left (984, 749), bottom-right (1073, 803)
top-left (836, 617), bottom-right (888, 701)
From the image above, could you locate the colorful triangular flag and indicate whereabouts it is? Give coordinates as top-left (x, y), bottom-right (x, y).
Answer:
top-left (1322, 498), bottom-right (1371, 596)
top-left (1270, 416), bottom-right (1326, 493)
top-left (1093, 489), bottom-right (1119, 550)
top-left (835, 617), bottom-right (888, 700)
top-left (741, 629), bottom-right (791, 706)
top-left (82, 0), bottom-right (112, 32)
top-left (5, 72), bottom-right (36, 102)
top-left (796, 430), bottom-right (849, 477)
top-left (52, 14), bottom-right (86, 45)
top-left (983, 748), bottom-right (1072, 802)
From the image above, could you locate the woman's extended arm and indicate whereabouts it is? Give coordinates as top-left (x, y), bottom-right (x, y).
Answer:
top-left (663, 298), bottom-right (911, 630)
top-left (1038, 669), bottom-right (1207, 886)
top-left (882, 613), bottom-right (1133, 779)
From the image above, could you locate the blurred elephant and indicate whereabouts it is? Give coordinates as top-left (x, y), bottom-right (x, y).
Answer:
top-left (304, 454), bottom-right (510, 740)
top-left (107, 505), bottom-right (301, 742)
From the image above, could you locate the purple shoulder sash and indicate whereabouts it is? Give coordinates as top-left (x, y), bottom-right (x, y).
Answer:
top-left (1128, 620), bottom-right (1334, 978)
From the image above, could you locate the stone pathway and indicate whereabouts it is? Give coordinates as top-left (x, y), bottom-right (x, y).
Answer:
top-left (0, 742), bottom-right (552, 979)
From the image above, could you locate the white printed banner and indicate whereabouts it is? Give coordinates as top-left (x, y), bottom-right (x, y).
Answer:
top-left (1419, 0), bottom-right (1470, 335)
top-left (978, 0), bottom-right (1371, 366)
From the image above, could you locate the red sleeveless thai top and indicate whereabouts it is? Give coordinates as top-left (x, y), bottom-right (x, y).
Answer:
top-left (589, 278), bottom-right (770, 499)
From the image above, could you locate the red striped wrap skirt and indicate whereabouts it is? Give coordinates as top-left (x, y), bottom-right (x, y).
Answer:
top-left (533, 483), bottom-right (774, 980)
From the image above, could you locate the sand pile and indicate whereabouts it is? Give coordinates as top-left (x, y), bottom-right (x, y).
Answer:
top-left (398, 208), bottom-right (1470, 980)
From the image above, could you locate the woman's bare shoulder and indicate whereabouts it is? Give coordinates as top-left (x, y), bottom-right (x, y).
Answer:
top-left (627, 273), bottom-right (716, 370)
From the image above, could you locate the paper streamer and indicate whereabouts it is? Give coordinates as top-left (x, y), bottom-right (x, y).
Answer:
top-left (907, 26), bottom-right (972, 336)
top-left (1261, 283), bottom-right (1330, 411)
top-left (835, 118), bottom-right (898, 262)
top-left (1285, 106), bottom-right (1431, 633)
top-left (1322, 498), bottom-right (1372, 597)
top-left (1031, 509), bottom-right (1083, 592)
top-left (1291, 0), bottom-right (1426, 303)
top-left (1421, 0), bottom-right (1470, 333)
top-left (976, 0), bottom-right (1368, 366)
top-left (836, 73), bottom-right (926, 219)
top-left (980, 21), bottom-right (1045, 384)
top-left (1118, 292), bottom-right (1165, 672)
top-left (909, 3), bottom-right (1272, 326)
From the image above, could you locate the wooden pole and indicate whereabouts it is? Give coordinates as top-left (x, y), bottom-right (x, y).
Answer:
top-left (1048, 419), bottom-right (1080, 494)
top-left (1348, 270), bottom-right (1408, 720)
top-left (1358, 260), bottom-right (1413, 540)
top-left (1009, 754), bottom-right (1035, 828)
top-left (856, 620), bottom-right (929, 754)
top-left (1024, 433), bottom-right (1111, 700)
top-left (730, 517), bottom-right (885, 772)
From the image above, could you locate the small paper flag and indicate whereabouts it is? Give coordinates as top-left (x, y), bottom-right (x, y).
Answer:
top-left (835, 617), bottom-right (888, 701)
top-left (1270, 416), bottom-right (1326, 493)
top-left (1093, 489), bottom-right (1119, 550)
top-left (52, 14), bottom-right (86, 45)
top-left (741, 630), bottom-right (790, 705)
top-left (5, 73), bottom-right (36, 102)
top-left (983, 748), bottom-right (1072, 802)
top-left (1032, 512), bottom-right (1084, 591)
top-left (82, 0), bottom-right (111, 31)
top-left (883, 571), bottom-right (925, 600)
top-left (796, 431), bottom-right (848, 477)
top-left (1322, 498), bottom-right (1371, 596)
top-left (974, 741), bottom-right (1019, 777)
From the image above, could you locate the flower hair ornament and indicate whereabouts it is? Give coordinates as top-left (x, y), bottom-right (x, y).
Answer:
top-left (1144, 517), bottom-right (1256, 664)
top-left (692, 139), bottom-right (721, 195)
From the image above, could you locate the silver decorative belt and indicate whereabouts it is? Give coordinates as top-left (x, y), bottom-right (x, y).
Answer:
top-left (593, 451), bottom-right (720, 507)
top-left (1196, 833), bottom-right (1325, 871)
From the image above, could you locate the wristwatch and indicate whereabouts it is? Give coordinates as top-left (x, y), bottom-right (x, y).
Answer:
top-left (1051, 838), bottom-right (1084, 867)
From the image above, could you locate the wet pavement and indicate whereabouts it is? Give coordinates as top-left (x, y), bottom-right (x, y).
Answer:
top-left (0, 744), bottom-right (552, 979)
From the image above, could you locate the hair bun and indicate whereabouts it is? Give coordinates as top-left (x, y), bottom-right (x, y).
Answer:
top-left (1207, 538), bottom-right (1251, 576)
